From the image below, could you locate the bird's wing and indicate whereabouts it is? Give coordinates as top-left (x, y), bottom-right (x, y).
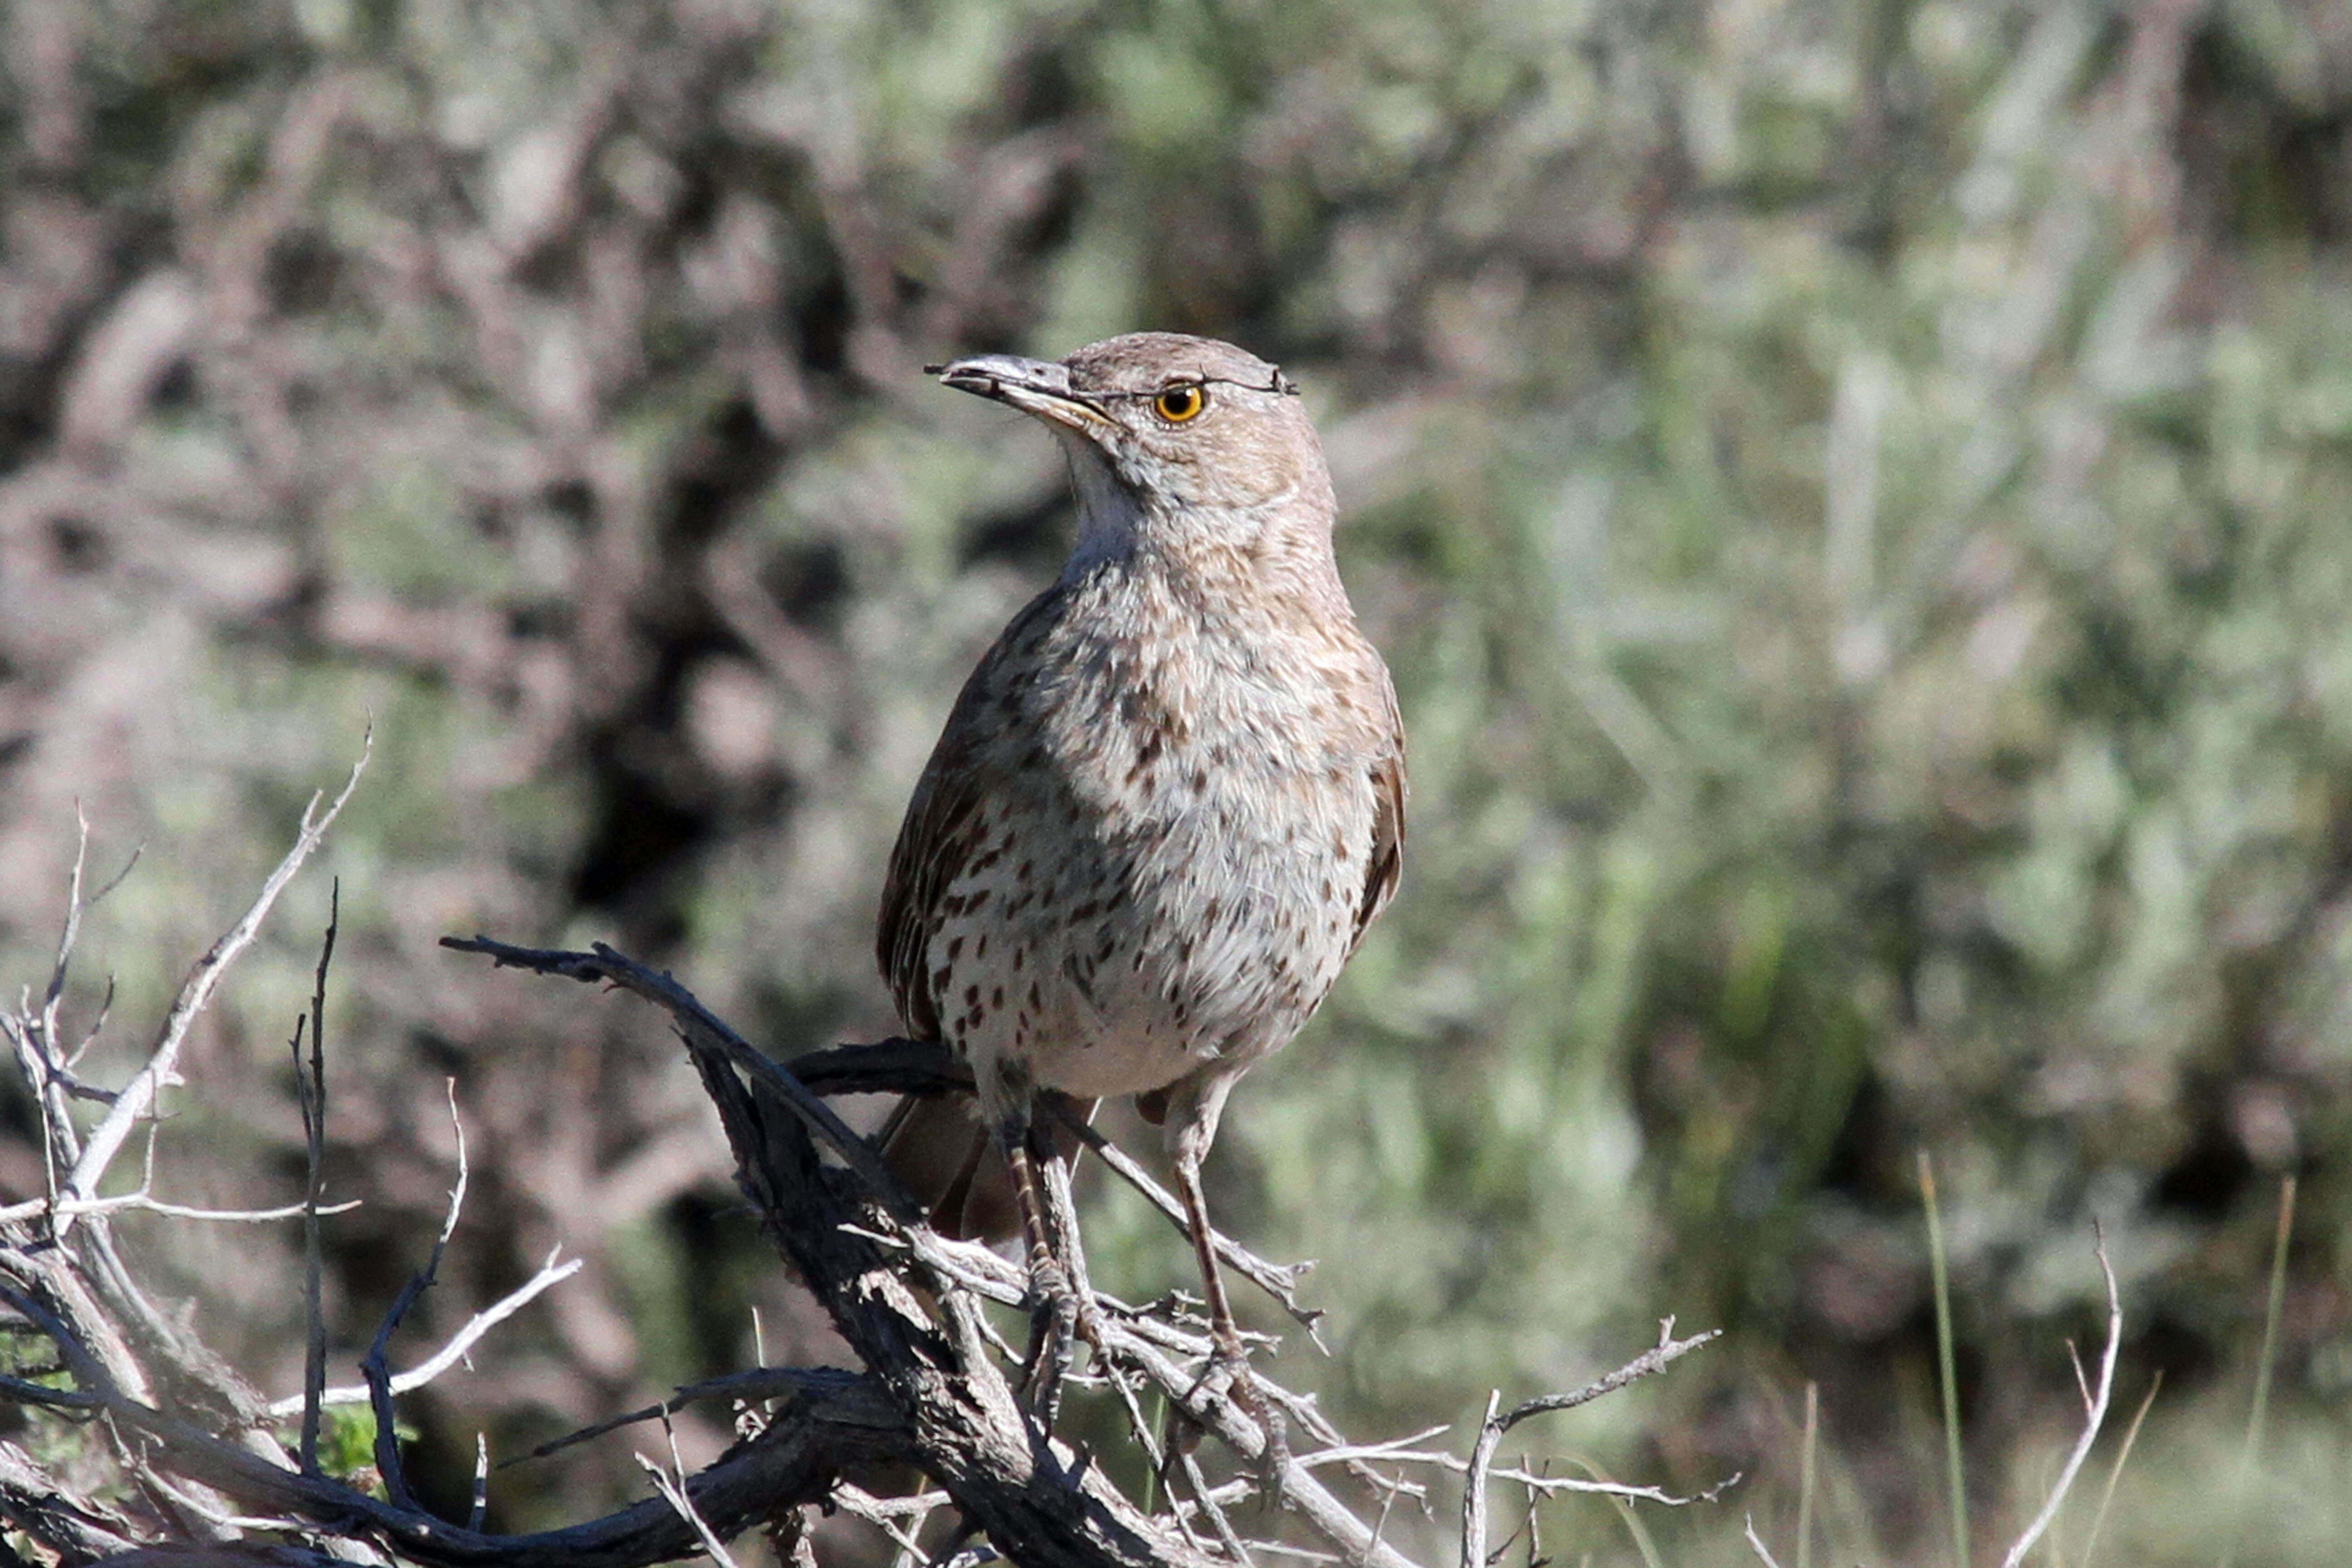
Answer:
top-left (1351, 667), bottom-right (1406, 950)
top-left (876, 588), bottom-right (1061, 1038)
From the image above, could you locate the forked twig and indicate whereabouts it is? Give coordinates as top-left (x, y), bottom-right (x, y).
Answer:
top-left (1460, 1318), bottom-right (1722, 1568)
top-left (494, 1367), bottom-right (870, 1466)
top-left (1997, 1225), bottom-right (2122, 1568)
top-left (360, 1078), bottom-right (470, 1509)
top-left (267, 1246), bottom-right (582, 1416)
top-left (439, 936), bottom-right (918, 1218)
top-left (639, 1417), bottom-right (742, 1568)
top-left (59, 737), bottom-right (369, 1237)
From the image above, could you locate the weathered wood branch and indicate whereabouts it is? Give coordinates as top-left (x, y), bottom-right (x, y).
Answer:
top-left (444, 935), bottom-right (1223, 1568)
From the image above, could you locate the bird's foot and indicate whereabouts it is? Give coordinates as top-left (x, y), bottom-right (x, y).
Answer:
top-left (1192, 1325), bottom-right (1289, 1501)
top-left (1018, 1254), bottom-right (1107, 1425)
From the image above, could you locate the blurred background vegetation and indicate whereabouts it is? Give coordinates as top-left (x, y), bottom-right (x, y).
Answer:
top-left (5, 0), bottom-right (2351, 1562)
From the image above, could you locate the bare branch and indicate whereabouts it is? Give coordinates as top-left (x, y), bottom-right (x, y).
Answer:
top-left (10, 877), bottom-right (1729, 1568)
top-left (0, 1441), bottom-right (141, 1561)
top-left (1998, 1226), bottom-right (2122, 1568)
top-left (440, 936), bottom-right (919, 1217)
top-left (508, 1368), bottom-right (888, 1465)
top-left (59, 739), bottom-right (368, 1236)
top-left (638, 1417), bottom-right (743, 1568)
top-left (1460, 1320), bottom-right (1722, 1568)
top-left (834, 1483), bottom-right (949, 1564)
top-left (361, 1077), bottom-right (468, 1509)
top-left (267, 1248), bottom-right (583, 1416)
top-left (442, 934), bottom-right (1234, 1568)
top-left (0, 1181), bottom-right (364, 1223)
top-left (1491, 1468), bottom-right (1739, 1506)
top-left (298, 879), bottom-right (337, 1471)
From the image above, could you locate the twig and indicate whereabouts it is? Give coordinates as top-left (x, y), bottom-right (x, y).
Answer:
top-left (1996, 1224), bottom-right (2121, 1568)
top-left (298, 878), bottom-right (336, 1471)
top-left (267, 1247), bottom-right (583, 1415)
top-left (40, 809), bottom-right (140, 1076)
top-left (1490, 1468), bottom-right (1738, 1506)
top-left (833, 1483), bottom-right (953, 1520)
top-left (10, 814), bottom-right (118, 1214)
top-left (1743, 1513), bottom-right (1785, 1568)
top-left (637, 1417), bottom-right (741, 1568)
top-left (440, 936), bottom-right (918, 1218)
top-left (59, 739), bottom-right (368, 1237)
top-left (1491, 1319), bottom-right (1720, 1426)
top-left (493, 1367), bottom-right (873, 1464)
top-left (360, 1078), bottom-right (468, 1509)
top-left (0, 1372), bottom-right (104, 1411)
top-left (1173, 1445), bottom-right (1253, 1567)
top-left (1459, 1319), bottom-right (1720, 1568)
top-left (0, 1192), bottom-right (361, 1225)
top-left (835, 1483), bottom-right (947, 1563)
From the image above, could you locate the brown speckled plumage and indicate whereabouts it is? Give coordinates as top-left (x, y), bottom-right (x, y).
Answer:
top-left (878, 332), bottom-right (1403, 1397)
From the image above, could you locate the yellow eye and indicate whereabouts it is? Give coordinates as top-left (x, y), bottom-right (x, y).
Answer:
top-left (1153, 383), bottom-right (1207, 423)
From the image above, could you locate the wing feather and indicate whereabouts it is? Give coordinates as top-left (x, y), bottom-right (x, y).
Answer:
top-left (1351, 668), bottom-right (1406, 949)
top-left (876, 588), bottom-right (1061, 1039)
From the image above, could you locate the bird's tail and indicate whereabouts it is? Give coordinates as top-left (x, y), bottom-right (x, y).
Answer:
top-left (879, 1091), bottom-right (1096, 1243)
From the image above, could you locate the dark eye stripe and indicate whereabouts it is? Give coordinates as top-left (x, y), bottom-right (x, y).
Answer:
top-left (1094, 368), bottom-right (1296, 403)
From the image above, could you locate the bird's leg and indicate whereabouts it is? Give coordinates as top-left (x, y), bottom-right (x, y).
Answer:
top-left (1172, 1148), bottom-right (1291, 1494)
top-left (996, 1108), bottom-right (1079, 1421)
top-left (1032, 1112), bottom-right (1106, 1352)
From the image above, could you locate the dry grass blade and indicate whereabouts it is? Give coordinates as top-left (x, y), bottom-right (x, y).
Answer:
top-left (2218, 1174), bottom-right (2296, 1568)
top-left (1797, 1381), bottom-right (1818, 1568)
top-left (2078, 1371), bottom-right (2161, 1568)
top-left (1920, 1151), bottom-right (1968, 1568)
top-left (1577, 1460), bottom-right (1668, 1568)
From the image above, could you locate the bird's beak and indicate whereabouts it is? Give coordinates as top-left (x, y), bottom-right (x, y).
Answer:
top-left (926, 354), bottom-right (1116, 437)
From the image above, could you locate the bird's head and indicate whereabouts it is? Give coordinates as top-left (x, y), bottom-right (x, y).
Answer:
top-left (928, 333), bottom-right (1335, 572)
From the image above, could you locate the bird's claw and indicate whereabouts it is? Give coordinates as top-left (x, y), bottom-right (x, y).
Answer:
top-left (1018, 1256), bottom-right (1078, 1422)
top-left (1190, 1331), bottom-right (1289, 1501)
top-left (1019, 1255), bottom-right (1112, 1426)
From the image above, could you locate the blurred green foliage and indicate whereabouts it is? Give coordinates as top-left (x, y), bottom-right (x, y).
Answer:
top-left (5, 0), bottom-right (2352, 1562)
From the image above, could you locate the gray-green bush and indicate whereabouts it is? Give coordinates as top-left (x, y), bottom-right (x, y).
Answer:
top-left (4, 1), bottom-right (2347, 1561)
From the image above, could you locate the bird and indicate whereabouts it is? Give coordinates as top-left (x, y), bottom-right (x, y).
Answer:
top-left (876, 331), bottom-right (1404, 1421)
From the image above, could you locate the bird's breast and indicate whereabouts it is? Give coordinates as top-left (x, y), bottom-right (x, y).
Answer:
top-left (926, 585), bottom-right (1384, 1099)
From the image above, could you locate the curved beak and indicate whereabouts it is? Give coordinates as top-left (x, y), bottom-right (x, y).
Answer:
top-left (925, 354), bottom-right (1116, 437)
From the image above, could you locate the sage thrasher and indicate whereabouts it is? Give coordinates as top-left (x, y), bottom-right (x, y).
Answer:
top-left (879, 332), bottom-right (1405, 1417)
